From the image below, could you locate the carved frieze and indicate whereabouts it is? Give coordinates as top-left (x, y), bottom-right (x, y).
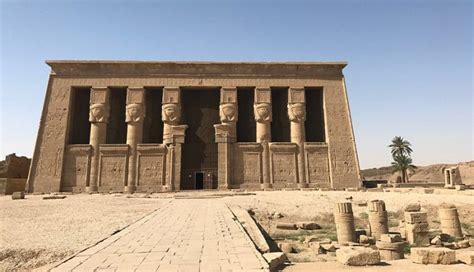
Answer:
top-left (254, 103), bottom-right (272, 123)
top-left (288, 87), bottom-right (305, 103)
top-left (220, 87), bottom-right (237, 103)
top-left (288, 103), bottom-right (306, 122)
top-left (254, 87), bottom-right (271, 103)
top-left (125, 103), bottom-right (145, 123)
top-left (127, 87), bottom-right (144, 104)
top-left (163, 87), bottom-right (180, 104)
top-left (219, 103), bottom-right (238, 123)
top-left (162, 103), bottom-right (181, 124)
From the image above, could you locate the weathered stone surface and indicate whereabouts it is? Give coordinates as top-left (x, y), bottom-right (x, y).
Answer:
top-left (431, 236), bottom-right (443, 246)
top-left (230, 206), bottom-right (270, 253)
top-left (410, 247), bottom-right (456, 265)
top-left (321, 243), bottom-right (337, 252)
top-left (336, 246), bottom-right (381, 266)
top-left (456, 251), bottom-right (474, 265)
top-left (456, 240), bottom-right (470, 248)
top-left (0, 153), bottom-right (31, 179)
top-left (380, 233), bottom-right (402, 243)
top-left (278, 242), bottom-right (294, 254)
top-left (11, 191), bottom-right (25, 200)
top-left (263, 252), bottom-right (288, 271)
top-left (404, 203), bottom-right (421, 212)
top-left (308, 242), bottom-right (326, 254)
top-left (276, 223), bottom-right (297, 230)
top-left (296, 222), bottom-right (321, 230)
top-left (43, 195), bottom-right (67, 200)
top-left (404, 212), bottom-right (428, 224)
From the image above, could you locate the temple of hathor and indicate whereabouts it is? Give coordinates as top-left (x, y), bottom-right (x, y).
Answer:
top-left (27, 61), bottom-right (361, 193)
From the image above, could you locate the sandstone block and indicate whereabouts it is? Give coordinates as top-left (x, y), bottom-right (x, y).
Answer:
top-left (376, 241), bottom-right (405, 251)
top-left (321, 243), bottom-right (336, 252)
top-left (431, 236), bottom-right (443, 246)
top-left (308, 242), bottom-right (325, 254)
top-left (296, 222), bottom-right (321, 230)
top-left (379, 249), bottom-right (404, 260)
top-left (469, 239), bottom-right (474, 247)
top-left (304, 236), bottom-right (319, 244)
top-left (404, 212), bottom-right (427, 224)
top-left (410, 248), bottom-right (456, 265)
top-left (276, 223), bottom-right (297, 230)
top-left (456, 240), bottom-right (470, 249)
top-left (380, 233), bottom-right (402, 243)
top-left (263, 252), bottom-right (288, 271)
top-left (406, 231), bottom-right (430, 246)
top-left (11, 191), bottom-right (25, 200)
top-left (456, 251), bottom-right (474, 265)
top-left (404, 203), bottom-right (421, 212)
top-left (278, 242), bottom-right (294, 254)
top-left (336, 246), bottom-right (381, 266)
top-left (405, 222), bottom-right (429, 233)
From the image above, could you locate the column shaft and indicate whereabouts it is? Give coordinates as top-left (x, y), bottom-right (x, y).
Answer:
top-left (89, 123), bottom-right (106, 191)
top-left (125, 122), bottom-right (143, 192)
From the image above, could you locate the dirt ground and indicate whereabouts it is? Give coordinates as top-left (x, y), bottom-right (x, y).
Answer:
top-left (0, 194), bottom-right (168, 271)
top-left (1, 190), bottom-right (473, 271)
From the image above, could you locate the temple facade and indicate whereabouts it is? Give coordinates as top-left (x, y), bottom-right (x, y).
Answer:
top-left (27, 61), bottom-right (361, 193)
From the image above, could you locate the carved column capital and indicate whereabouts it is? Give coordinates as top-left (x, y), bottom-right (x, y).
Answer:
top-left (219, 103), bottom-right (238, 123)
top-left (89, 103), bottom-right (109, 123)
top-left (254, 103), bottom-right (272, 123)
top-left (162, 103), bottom-right (181, 125)
top-left (125, 103), bottom-right (145, 123)
top-left (288, 103), bottom-right (306, 122)
top-left (214, 123), bottom-right (236, 143)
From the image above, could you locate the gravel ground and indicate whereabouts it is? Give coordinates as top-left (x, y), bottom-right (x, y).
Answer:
top-left (0, 194), bottom-right (167, 271)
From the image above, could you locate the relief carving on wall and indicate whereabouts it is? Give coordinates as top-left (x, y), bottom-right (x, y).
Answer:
top-left (125, 103), bottom-right (145, 123)
top-left (219, 103), bottom-right (238, 122)
top-left (288, 103), bottom-right (306, 122)
top-left (89, 104), bottom-right (109, 123)
top-left (138, 155), bottom-right (164, 186)
top-left (272, 153), bottom-right (297, 183)
top-left (254, 103), bottom-right (272, 123)
top-left (162, 103), bottom-right (181, 124)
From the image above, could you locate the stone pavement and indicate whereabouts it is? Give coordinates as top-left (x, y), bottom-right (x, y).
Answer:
top-left (51, 199), bottom-right (268, 271)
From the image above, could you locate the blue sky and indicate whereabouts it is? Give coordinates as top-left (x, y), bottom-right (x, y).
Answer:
top-left (0, 0), bottom-right (472, 168)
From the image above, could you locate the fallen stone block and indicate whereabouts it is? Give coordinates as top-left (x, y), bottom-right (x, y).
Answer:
top-left (276, 223), bottom-right (297, 230)
top-left (11, 191), bottom-right (25, 200)
top-left (278, 242), bottom-right (294, 254)
top-left (404, 212), bottom-right (428, 224)
top-left (43, 195), bottom-right (67, 200)
top-left (456, 251), bottom-right (474, 265)
top-left (469, 239), bottom-right (474, 247)
top-left (410, 247), bottom-right (456, 265)
top-left (380, 233), bottom-right (402, 243)
top-left (296, 222), bottom-right (321, 230)
top-left (321, 243), bottom-right (337, 252)
top-left (404, 203), bottom-right (421, 212)
top-left (336, 246), bottom-right (381, 266)
top-left (456, 240), bottom-right (470, 249)
top-left (431, 236), bottom-right (443, 246)
top-left (263, 252), bottom-right (288, 271)
top-left (308, 242), bottom-right (326, 254)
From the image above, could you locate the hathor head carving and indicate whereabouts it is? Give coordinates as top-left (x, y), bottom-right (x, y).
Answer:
top-left (125, 103), bottom-right (145, 123)
top-left (89, 104), bottom-right (108, 123)
top-left (288, 103), bottom-right (306, 122)
top-left (162, 103), bottom-right (181, 123)
top-left (254, 103), bottom-right (272, 122)
top-left (219, 103), bottom-right (237, 122)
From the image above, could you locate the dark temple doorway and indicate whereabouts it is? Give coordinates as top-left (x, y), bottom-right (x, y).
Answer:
top-left (181, 88), bottom-right (220, 190)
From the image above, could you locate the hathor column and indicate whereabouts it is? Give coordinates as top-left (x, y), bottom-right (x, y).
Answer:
top-left (215, 87), bottom-right (238, 189)
top-left (124, 88), bottom-right (145, 193)
top-left (254, 87), bottom-right (272, 189)
top-left (87, 87), bottom-right (110, 193)
top-left (288, 87), bottom-right (307, 188)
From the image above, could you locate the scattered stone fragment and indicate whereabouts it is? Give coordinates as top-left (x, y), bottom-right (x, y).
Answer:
top-left (276, 223), bottom-right (297, 230)
top-left (336, 246), bottom-right (381, 266)
top-left (442, 242), bottom-right (459, 250)
top-left (380, 233), bottom-right (402, 243)
top-left (11, 191), bottom-right (25, 200)
top-left (359, 235), bottom-right (370, 244)
top-left (355, 201), bottom-right (367, 207)
top-left (296, 222), bottom-right (321, 230)
top-left (410, 247), bottom-right (456, 265)
top-left (404, 212), bottom-right (428, 224)
top-left (263, 252), bottom-right (288, 271)
top-left (43, 195), bottom-right (67, 200)
top-left (456, 240), bottom-right (470, 249)
top-left (321, 243), bottom-right (337, 252)
top-left (308, 242), bottom-right (326, 254)
top-left (304, 236), bottom-right (319, 244)
top-left (469, 239), bottom-right (474, 247)
top-left (404, 203), bottom-right (421, 212)
top-left (278, 242), bottom-right (294, 254)
top-left (456, 251), bottom-right (474, 265)
top-left (431, 236), bottom-right (443, 246)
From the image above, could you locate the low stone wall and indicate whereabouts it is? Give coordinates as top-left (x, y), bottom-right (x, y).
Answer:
top-left (0, 178), bottom-right (27, 195)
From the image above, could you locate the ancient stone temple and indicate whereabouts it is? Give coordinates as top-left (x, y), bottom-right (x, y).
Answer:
top-left (27, 61), bottom-right (360, 193)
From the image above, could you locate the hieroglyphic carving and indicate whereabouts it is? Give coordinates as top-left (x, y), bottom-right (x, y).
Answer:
top-left (137, 155), bottom-right (165, 186)
top-left (219, 103), bottom-right (238, 122)
top-left (255, 87), bottom-right (271, 103)
top-left (242, 152), bottom-right (260, 184)
top-left (125, 103), bottom-right (145, 123)
top-left (271, 153), bottom-right (297, 184)
top-left (305, 144), bottom-right (330, 186)
top-left (288, 103), bottom-right (306, 122)
top-left (254, 103), bottom-right (272, 123)
top-left (62, 145), bottom-right (91, 188)
top-left (99, 157), bottom-right (126, 187)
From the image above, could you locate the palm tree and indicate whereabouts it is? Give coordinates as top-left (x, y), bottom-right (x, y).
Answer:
top-left (389, 136), bottom-right (413, 157)
top-left (391, 154), bottom-right (417, 183)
